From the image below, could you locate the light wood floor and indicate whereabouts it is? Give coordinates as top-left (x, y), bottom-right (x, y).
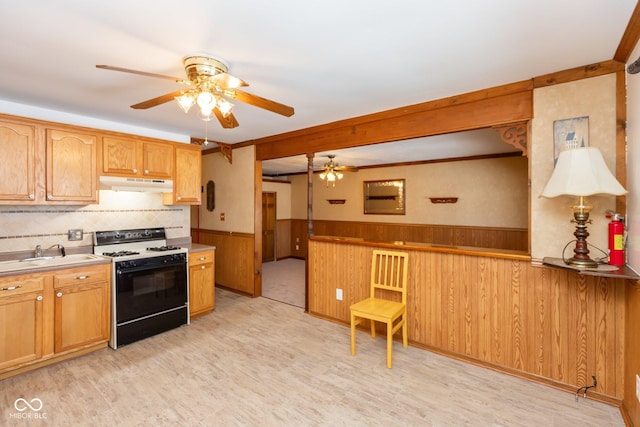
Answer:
top-left (262, 258), bottom-right (305, 308)
top-left (1, 289), bottom-right (624, 426)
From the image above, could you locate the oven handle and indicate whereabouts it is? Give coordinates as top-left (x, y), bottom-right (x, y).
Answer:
top-left (116, 261), bottom-right (186, 275)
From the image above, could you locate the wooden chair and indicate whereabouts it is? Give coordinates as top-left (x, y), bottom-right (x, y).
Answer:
top-left (350, 250), bottom-right (409, 368)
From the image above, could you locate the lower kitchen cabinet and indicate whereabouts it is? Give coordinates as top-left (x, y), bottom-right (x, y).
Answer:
top-left (0, 263), bottom-right (110, 379)
top-left (189, 249), bottom-right (215, 317)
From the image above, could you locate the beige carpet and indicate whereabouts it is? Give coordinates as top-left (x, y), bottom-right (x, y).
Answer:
top-left (262, 258), bottom-right (305, 308)
top-left (1, 288), bottom-right (624, 426)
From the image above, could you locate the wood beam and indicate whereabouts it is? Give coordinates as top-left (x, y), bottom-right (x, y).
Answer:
top-left (614, 0), bottom-right (640, 62)
top-left (532, 60), bottom-right (625, 88)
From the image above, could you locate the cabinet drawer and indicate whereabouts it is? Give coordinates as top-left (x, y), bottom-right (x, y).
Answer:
top-left (0, 275), bottom-right (45, 297)
top-left (53, 265), bottom-right (108, 289)
top-left (189, 251), bottom-right (214, 267)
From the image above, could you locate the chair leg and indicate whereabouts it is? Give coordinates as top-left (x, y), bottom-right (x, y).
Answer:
top-left (386, 320), bottom-right (393, 368)
top-left (402, 315), bottom-right (408, 348)
top-left (370, 319), bottom-right (376, 338)
top-left (350, 313), bottom-right (357, 356)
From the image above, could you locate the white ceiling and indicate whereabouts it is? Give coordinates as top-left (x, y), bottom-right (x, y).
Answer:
top-left (0, 1), bottom-right (635, 175)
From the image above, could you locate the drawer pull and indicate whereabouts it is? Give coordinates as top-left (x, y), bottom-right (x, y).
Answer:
top-left (75, 275), bottom-right (89, 280)
top-left (56, 292), bottom-right (63, 298)
top-left (36, 295), bottom-right (43, 301)
top-left (0, 285), bottom-right (23, 291)
top-left (201, 265), bottom-right (205, 270)
top-left (198, 257), bottom-right (207, 261)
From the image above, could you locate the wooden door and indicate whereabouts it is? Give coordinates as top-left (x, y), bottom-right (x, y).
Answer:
top-left (102, 136), bottom-right (139, 176)
top-left (142, 141), bottom-right (173, 179)
top-left (170, 145), bottom-right (201, 204)
top-left (189, 250), bottom-right (215, 317)
top-left (0, 287), bottom-right (43, 370)
top-left (46, 129), bottom-right (97, 203)
top-left (53, 280), bottom-right (109, 354)
top-left (262, 192), bottom-right (276, 262)
top-left (0, 120), bottom-right (36, 201)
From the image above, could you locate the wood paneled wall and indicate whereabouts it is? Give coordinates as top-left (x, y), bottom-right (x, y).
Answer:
top-left (308, 238), bottom-right (626, 401)
top-left (276, 219), bottom-right (291, 260)
top-left (192, 229), bottom-right (257, 296)
top-left (624, 281), bottom-right (640, 421)
top-left (290, 219), bottom-right (528, 257)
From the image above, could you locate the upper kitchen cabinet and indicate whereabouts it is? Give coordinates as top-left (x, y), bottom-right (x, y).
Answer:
top-left (46, 129), bottom-right (98, 203)
top-left (102, 137), bottom-right (173, 179)
top-left (0, 120), bottom-right (36, 202)
top-left (163, 144), bottom-right (202, 205)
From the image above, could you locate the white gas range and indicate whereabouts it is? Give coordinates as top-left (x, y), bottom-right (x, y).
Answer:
top-left (94, 228), bottom-right (189, 349)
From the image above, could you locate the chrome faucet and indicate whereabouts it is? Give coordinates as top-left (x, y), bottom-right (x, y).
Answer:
top-left (48, 243), bottom-right (66, 257)
top-left (34, 245), bottom-right (42, 258)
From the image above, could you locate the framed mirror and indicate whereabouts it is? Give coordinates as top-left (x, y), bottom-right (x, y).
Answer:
top-left (206, 180), bottom-right (215, 211)
top-left (363, 179), bottom-right (405, 215)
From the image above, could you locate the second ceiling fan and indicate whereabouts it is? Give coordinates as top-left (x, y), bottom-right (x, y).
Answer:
top-left (97, 55), bottom-right (294, 129)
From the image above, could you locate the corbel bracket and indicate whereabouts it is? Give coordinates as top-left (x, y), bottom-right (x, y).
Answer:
top-left (492, 121), bottom-right (528, 156)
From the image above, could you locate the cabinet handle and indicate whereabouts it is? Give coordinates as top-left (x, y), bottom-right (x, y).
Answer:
top-left (47, 194), bottom-right (52, 200)
top-left (29, 193), bottom-right (35, 200)
top-left (144, 169), bottom-right (149, 175)
top-left (36, 295), bottom-right (43, 301)
top-left (201, 265), bottom-right (205, 270)
top-left (198, 257), bottom-right (207, 261)
top-left (0, 285), bottom-right (23, 291)
top-left (132, 168), bottom-right (138, 173)
top-left (75, 275), bottom-right (89, 280)
top-left (56, 292), bottom-right (63, 298)
top-left (177, 196), bottom-right (182, 201)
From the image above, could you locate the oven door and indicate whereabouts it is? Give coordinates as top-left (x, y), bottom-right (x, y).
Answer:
top-left (115, 254), bottom-right (187, 324)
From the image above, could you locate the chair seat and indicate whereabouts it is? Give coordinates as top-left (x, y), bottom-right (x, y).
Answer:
top-left (350, 297), bottom-right (404, 321)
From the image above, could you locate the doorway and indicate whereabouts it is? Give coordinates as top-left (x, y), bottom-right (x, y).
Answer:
top-left (262, 191), bottom-right (276, 262)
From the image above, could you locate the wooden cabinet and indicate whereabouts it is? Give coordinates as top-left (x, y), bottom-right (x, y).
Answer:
top-left (0, 275), bottom-right (45, 370)
top-left (52, 265), bottom-right (110, 353)
top-left (46, 129), bottom-right (98, 203)
top-left (0, 120), bottom-right (36, 201)
top-left (102, 136), bottom-right (173, 179)
top-left (0, 263), bottom-right (110, 379)
top-left (164, 144), bottom-right (202, 205)
top-left (189, 249), bottom-right (215, 317)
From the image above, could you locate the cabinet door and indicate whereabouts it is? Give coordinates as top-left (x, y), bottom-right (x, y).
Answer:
top-left (102, 136), bottom-right (139, 176)
top-left (53, 280), bottom-right (109, 354)
top-left (0, 120), bottom-right (36, 201)
top-left (142, 141), bottom-right (173, 179)
top-left (170, 145), bottom-right (201, 205)
top-left (0, 291), bottom-right (43, 370)
top-left (46, 129), bottom-right (97, 203)
top-left (189, 251), bottom-right (215, 317)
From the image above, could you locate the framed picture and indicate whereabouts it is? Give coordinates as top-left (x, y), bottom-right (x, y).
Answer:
top-left (363, 179), bottom-right (405, 215)
top-left (553, 116), bottom-right (589, 163)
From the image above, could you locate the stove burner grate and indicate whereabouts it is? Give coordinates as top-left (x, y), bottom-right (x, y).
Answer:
top-left (146, 246), bottom-right (181, 252)
top-left (102, 250), bottom-right (141, 257)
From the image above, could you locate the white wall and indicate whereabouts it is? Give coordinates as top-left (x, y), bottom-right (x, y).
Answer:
top-left (262, 180), bottom-right (292, 219)
top-left (626, 46), bottom-right (640, 273)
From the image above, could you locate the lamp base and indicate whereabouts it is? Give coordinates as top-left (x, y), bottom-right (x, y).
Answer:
top-left (565, 257), bottom-right (598, 269)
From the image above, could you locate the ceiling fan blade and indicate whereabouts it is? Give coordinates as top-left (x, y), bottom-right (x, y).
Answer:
top-left (209, 72), bottom-right (248, 89)
top-left (225, 89), bottom-right (294, 117)
top-left (130, 90), bottom-right (184, 109)
top-left (335, 165), bottom-right (359, 172)
top-left (96, 64), bottom-right (182, 82)
top-left (213, 108), bottom-right (239, 129)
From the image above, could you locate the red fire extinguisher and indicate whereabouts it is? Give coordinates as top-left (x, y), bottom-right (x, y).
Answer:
top-left (606, 211), bottom-right (625, 266)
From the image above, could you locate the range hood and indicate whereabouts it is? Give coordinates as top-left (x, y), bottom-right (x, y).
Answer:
top-left (99, 176), bottom-right (173, 193)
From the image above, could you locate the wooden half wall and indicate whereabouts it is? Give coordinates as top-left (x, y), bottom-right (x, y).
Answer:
top-left (308, 237), bottom-right (626, 403)
top-left (192, 228), bottom-right (257, 296)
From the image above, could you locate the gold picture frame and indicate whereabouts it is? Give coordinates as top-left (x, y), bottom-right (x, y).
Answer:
top-left (363, 179), bottom-right (405, 215)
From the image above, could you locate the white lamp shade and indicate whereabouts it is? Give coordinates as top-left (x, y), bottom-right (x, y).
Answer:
top-left (541, 147), bottom-right (627, 198)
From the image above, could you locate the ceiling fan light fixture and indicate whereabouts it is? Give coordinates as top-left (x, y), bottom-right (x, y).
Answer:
top-left (175, 92), bottom-right (196, 114)
top-left (198, 107), bottom-right (214, 121)
top-left (217, 98), bottom-right (234, 118)
top-left (196, 91), bottom-right (216, 110)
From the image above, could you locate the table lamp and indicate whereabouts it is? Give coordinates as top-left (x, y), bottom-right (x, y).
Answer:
top-left (540, 147), bottom-right (627, 268)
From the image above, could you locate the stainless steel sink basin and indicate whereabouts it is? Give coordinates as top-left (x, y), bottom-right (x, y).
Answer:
top-left (0, 254), bottom-right (106, 273)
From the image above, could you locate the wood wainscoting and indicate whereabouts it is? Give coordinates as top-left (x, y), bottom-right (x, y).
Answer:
top-left (308, 237), bottom-right (626, 403)
top-left (290, 219), bottom-right (528, 258)
top-left (192, 228), bottom-right (257, 296)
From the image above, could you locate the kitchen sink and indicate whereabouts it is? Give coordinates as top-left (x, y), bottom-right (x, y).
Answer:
top-left (0, 254), bottom-right (107, 274)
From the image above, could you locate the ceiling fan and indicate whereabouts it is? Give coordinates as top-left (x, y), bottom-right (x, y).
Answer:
top-left (318, 155), bottom-right (358, 186)
top-left (96, 55), bottom-right (294, 129)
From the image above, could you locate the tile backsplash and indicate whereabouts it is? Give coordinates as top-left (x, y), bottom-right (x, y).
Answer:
top-left (0, 190), bottom-right (190, 254)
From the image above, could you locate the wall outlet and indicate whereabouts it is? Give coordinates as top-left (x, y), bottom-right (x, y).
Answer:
top-left (67, 229), bottom-right (83, 241)
top-left (295, 245), bottom-right (300, 251)
top-left (636, 374), bottom-right (640, 403)
top-left (336, 288), bottom-right (343, 301)
top-left (220, 212), bottom-right (225, 221)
